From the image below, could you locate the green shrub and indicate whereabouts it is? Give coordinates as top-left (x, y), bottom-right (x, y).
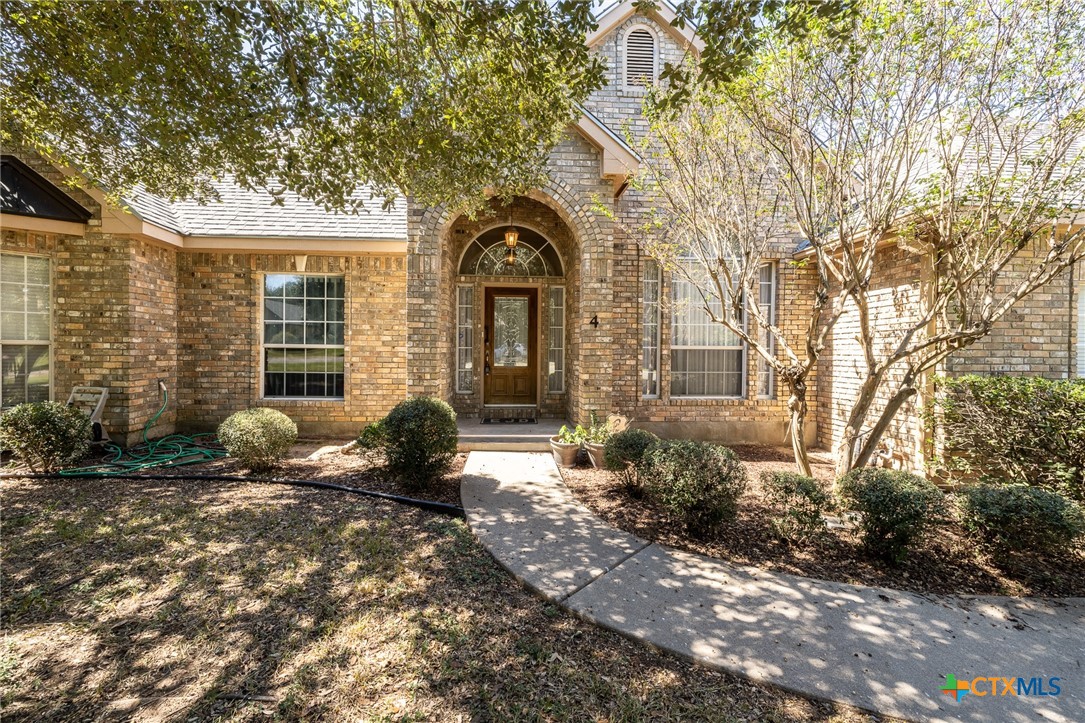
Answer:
top-left (958, 484), bottom-right (1085, 554)
top-left (763, 471), bottom-right (832, 543)
top-left (837, 468), bottom-right (947, 563)
top-left (379, 397), bottom-right (458, 489)
top-left (934, 376), bottom-right (1085, 503)
top-left (357, 421), bottom-right (386, 450)
top-left (217, 408), bottom-right (297, 472)
top-left (0, 401), bottom-right (90, 473)
top-left (638, 440), bottom-right (747, 537)
top-left (603, 428), bottom-right (658, 471)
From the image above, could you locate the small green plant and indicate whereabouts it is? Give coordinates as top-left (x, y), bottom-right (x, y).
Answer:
top-left (837, 468), bottom-right (947, 564)
top-left (957, 484), bottom-right (1085, 555)
top-left (584, 411), bottom-right (611, 445)
top-left (217, 407), bottom-right (297, 472)
top-left (638, 440), bottom-right (747, 537)
top-left (762, 471), bottom-right (832, 544)
top-left (603, 428), bottom-right (658, 491)
top-left (555, 424), bottom-right (587, 445)
top-left (357, 421), bottom-right (386, 450)
top-left (0, 401), bottom-right (90, 473)
top-left (376, 397), bottom-right (458, 489)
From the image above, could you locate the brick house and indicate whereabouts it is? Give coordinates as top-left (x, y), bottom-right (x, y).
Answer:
top-left (2, 0), bottom-right (1083, 467)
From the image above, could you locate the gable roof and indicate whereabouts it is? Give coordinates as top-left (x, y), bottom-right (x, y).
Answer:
top-left (1, 155), bottom-right (92, 223)
top-left (572, 106), bottom-right (640, 191)
top-left (588, 0), bottom-right (703, 53)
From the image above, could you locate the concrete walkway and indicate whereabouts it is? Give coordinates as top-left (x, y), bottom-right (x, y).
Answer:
top-left (461, 451), bottom-right (1085, 723)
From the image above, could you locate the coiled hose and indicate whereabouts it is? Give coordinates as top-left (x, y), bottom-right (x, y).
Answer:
top-left (59, 384), bottom-right (227, 476)
top-left (42, 385), bottom-right (465, 518)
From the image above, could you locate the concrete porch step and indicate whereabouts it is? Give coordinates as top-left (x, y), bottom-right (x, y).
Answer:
top-left (457, 418), bottom-right (566, 452)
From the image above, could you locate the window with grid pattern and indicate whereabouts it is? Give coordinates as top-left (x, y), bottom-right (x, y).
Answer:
top-left (456, 286), bottom-right (474, 393)
top-left (0, 253), bottom-right (50, 408)
top-left (757, 263), bottom-right (777, 398)
top-left (642, 259), bottom-right (661, 397)
top-left (548, 287), bottom-right (565, 393)
top-left (262, 274), bottom-right (345, 398)
top-left (670, 262), bottom-right (745, 397)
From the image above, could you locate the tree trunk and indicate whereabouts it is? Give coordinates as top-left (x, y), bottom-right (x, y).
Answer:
top-left (835, 373), bottom-right (886, 477)
top-left (784, 370), bottom-right (813, 477)
top-left (846, 385), bottom-right (919, 472)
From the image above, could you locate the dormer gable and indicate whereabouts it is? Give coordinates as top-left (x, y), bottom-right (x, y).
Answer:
top-left (588, 1), bottom-right (703, 56)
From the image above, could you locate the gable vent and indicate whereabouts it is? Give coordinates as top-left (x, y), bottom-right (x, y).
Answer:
top-left (625, 28), bottom-right (656, 87)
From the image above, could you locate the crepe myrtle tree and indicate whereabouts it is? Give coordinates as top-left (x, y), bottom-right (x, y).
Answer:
top-left (0, 0), bottom-right (604, 213)
top-left (626, 0), bottom-right (1085, 477)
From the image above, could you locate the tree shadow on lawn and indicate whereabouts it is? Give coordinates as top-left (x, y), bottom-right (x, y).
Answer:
top-left (1, 476), bottom-right (880, 722)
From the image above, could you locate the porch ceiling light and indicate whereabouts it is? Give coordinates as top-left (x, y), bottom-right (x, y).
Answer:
top-left (504, 226), bottom-right (519, 249)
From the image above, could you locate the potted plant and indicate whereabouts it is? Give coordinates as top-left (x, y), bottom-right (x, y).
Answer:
top-left (550, 424), bottom-right (585, 468)
top-left (584, 412), bottom-right (612, 469)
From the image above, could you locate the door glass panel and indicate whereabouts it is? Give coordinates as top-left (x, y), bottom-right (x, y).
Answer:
top-left (493, 297), bottom-right (529, 367)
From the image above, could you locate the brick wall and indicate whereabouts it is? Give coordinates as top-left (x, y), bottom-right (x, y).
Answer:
top-left (947, 256), bottom-right (1082, 379)
top-left (815, 246), bottom-right (924, 468)
top-left (127, 238), bottom-right (178, 438)
top-left (3, 229), bottom-right (177, 444)
top-left (176, 252), bottom-right (407, 436)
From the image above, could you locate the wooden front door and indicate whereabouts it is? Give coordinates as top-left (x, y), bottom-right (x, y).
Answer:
top-left (484, 288), bottom-right (537, 405)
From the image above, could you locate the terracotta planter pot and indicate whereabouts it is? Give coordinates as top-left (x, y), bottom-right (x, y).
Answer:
top-left (586, 442), bottom-right (606, 469)
top-left (550, 437), bottom-right (580, 468)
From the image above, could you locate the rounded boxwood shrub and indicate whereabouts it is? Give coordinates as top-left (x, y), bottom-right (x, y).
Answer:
top-left (638, 440), bottom-right (747, 537)
top-left (604, 427), bottom-right (659, 493)
top-left (958, 484), bottom-right (1085, 554)
top-left (379, 397), bottom-right (457, 489)
top-left (217, 408), bottom-right (297, 472)
top-left (603, 428), bottom-right (658, 471)
top-left (0, 401), bottom-right (90, 473)
top-left (837, 468), bottom-right (947, 564)
top-left (763, 471), bottom-right (832, 543)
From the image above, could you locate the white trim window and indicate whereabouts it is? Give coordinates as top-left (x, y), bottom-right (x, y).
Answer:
top-left (548, 286), bottom-right (565, 393)
top-left (0, 253), bottom-right (51, 408)
top-left (642, 259), bottom-right (661, 397)
top-left (456, 286), bottom-right (474, 393)
top-left (624, 26), bottom-right (657, 89)
top-left (757, 263), bottom-right (777, 398)
top-left (670, 262), bottom-right (745, 398)
top-left (262, 273), bottom-right (345, 398)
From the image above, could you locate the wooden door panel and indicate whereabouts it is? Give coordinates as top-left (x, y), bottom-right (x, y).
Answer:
top-left (484, 288), bottom-right (538, 406)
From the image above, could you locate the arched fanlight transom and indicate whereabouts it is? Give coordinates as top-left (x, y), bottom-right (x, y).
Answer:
top-left (458, 226), bottom-right (563, 277)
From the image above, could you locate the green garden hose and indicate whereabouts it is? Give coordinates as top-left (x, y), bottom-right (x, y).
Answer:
top-left (60, 384), bottom-right (227, 477)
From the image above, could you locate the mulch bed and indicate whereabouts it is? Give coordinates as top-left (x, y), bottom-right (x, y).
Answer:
top-left (562, 445), bottom-right (1085, 598)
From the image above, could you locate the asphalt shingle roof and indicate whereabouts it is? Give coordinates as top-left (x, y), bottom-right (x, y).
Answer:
top-left (124, 177), bottom-right (407, 240)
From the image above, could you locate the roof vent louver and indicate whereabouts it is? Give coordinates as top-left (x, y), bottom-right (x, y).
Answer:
top-left (625, 28), bottom-right (656, 87)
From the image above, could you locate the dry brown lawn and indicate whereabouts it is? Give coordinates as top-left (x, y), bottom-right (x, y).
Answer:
top-left (1, 474), bottom-right (884, 722)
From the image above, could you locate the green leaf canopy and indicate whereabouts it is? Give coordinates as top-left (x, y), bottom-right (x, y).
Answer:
top-left (1, 0), bottom-right (605, 212)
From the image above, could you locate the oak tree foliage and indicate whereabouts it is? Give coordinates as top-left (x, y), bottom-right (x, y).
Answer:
top-left (1, 0), bottom-right (605, 212)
